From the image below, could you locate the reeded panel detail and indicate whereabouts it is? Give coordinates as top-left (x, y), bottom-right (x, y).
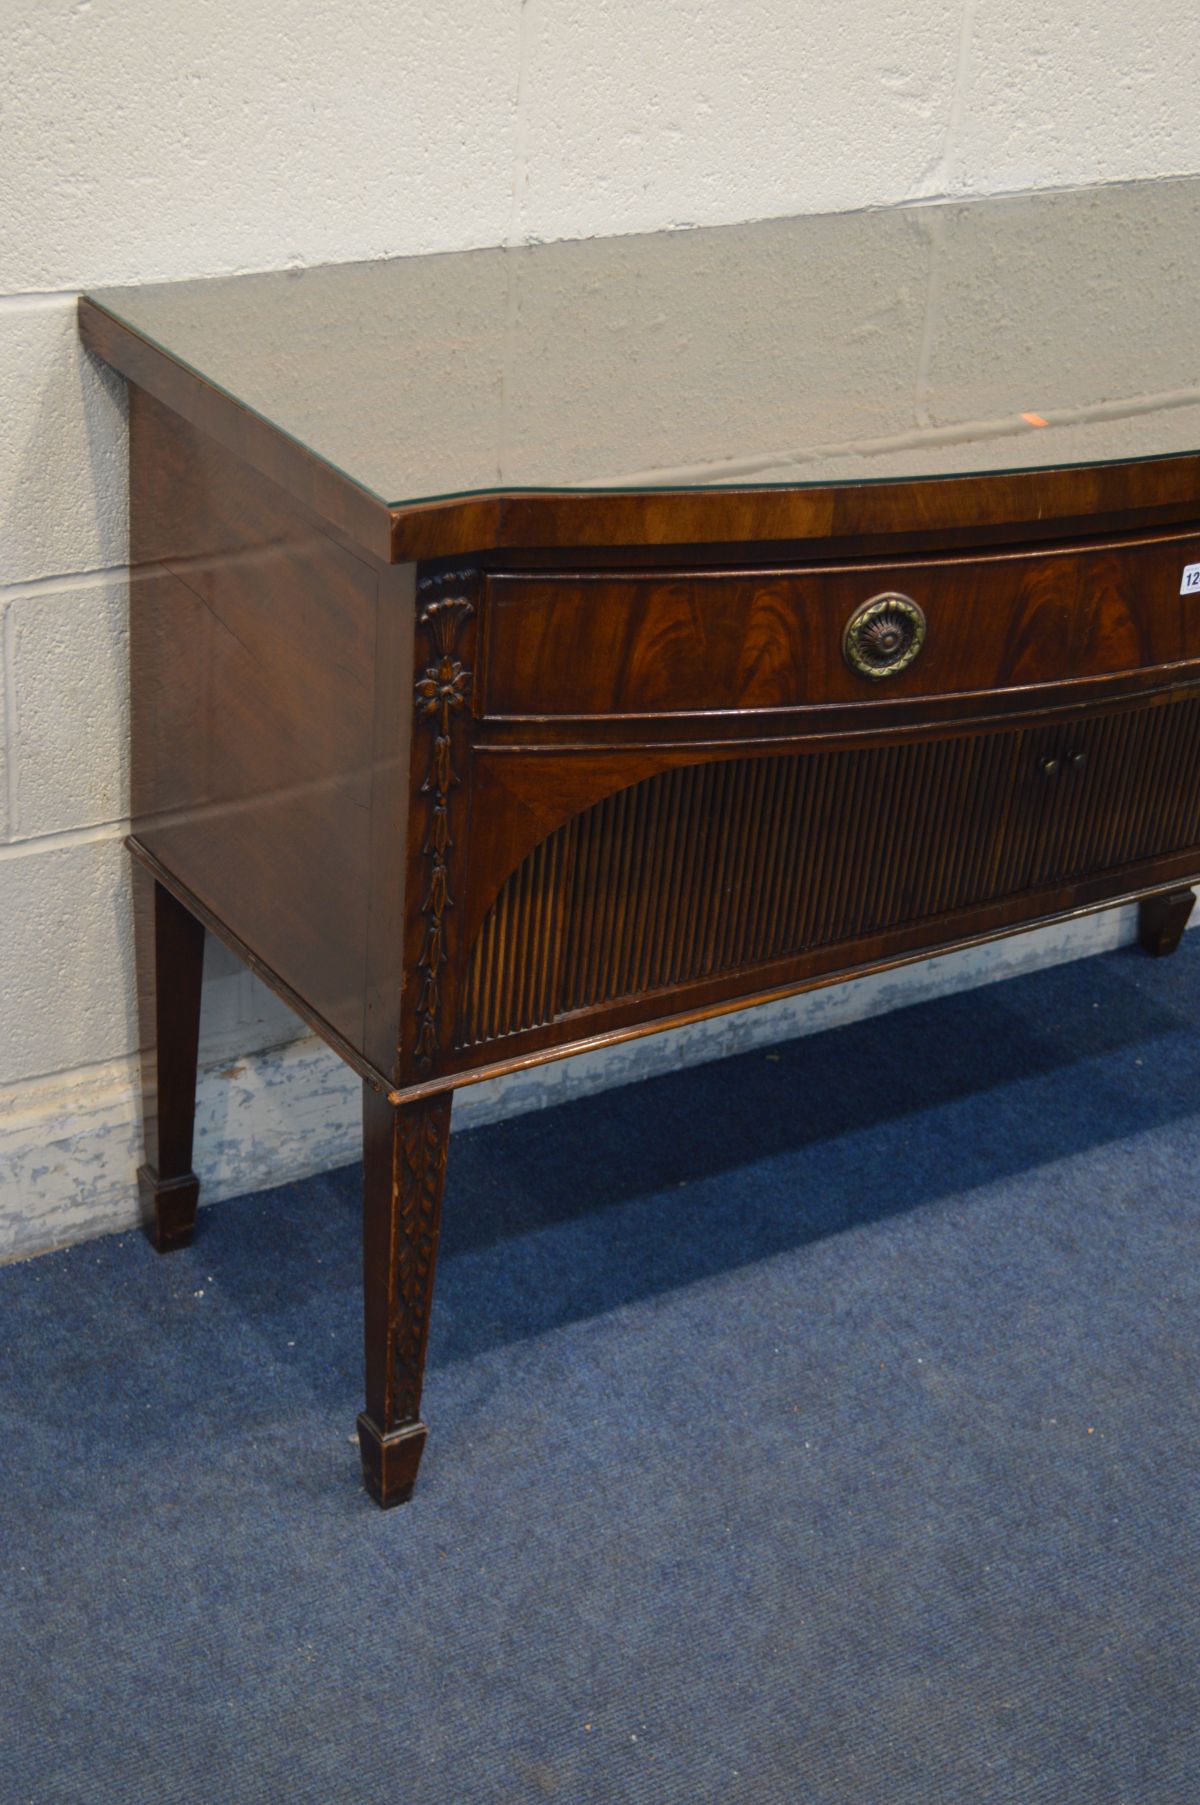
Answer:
top-left (459, 695), bottom-right (1200, 1048)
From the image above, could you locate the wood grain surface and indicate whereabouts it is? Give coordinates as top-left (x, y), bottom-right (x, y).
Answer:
top-left (482, 532), bottom-right (1200, 719)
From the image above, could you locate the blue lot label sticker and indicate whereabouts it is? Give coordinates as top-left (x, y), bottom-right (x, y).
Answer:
top-left (1183, 564), bottom-right (1200, 596)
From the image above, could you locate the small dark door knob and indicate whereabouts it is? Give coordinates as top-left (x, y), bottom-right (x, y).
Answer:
top-left (1067, 749), bottom-right (1087, 771)
top-left (1038, 754), bottom-right (1061, 778)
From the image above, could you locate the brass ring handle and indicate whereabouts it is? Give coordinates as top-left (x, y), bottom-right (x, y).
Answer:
top-left (843, 593), bottom-right (926, 680)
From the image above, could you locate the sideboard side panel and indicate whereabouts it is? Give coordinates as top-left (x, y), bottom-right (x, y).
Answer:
top-left (129, 388), bottom-right (406, 1058)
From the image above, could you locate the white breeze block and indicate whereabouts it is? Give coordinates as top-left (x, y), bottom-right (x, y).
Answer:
top-left (0, 300), bottom-right (127, 588)
top-left (0, 834), bottom-right (134, 1085)
top-left (5, 576), bottom-right (129, 840)
top-left (951, 2), bottom-right (1200, 196)
top-left (512, 0), bottom-right (962, 243)
top-left (922, 183), bottom-right (1200, 429)
top-left (0, 0), bottom-right (521, 293)
top-left (501, 208), bottom-right (933, 483)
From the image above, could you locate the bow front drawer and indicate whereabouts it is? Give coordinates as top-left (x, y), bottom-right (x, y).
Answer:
top-left (480, 531), bottom-right (1200, 719)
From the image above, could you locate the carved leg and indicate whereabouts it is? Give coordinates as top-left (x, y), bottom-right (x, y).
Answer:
top-left (1138, 886), bottom-right (1197, 957)
top-left (135, 874), bottom-right (206, 1251)
top-left (357, 1086), bottom-right (452, 1507)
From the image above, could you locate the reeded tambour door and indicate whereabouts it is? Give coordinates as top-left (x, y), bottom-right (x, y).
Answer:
top-left (1023, 701), bottom-right (1200, 890)
top-left (457, 688), bottom-right (1200, 1054)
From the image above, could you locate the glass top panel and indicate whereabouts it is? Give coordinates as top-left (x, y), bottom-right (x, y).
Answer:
top-left (88, 177), bottom-right (1200, 508)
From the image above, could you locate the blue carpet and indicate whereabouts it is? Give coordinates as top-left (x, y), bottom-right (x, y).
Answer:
top-left (2, 939), bottom-right (1199, 1803)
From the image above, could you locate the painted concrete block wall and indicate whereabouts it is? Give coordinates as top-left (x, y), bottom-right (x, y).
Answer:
top-left (2, 1), bottom-right (1199, 1258)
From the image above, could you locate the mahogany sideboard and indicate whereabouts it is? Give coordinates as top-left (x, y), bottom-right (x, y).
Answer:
top-left (79, 177), bottom-right (1200, 1505)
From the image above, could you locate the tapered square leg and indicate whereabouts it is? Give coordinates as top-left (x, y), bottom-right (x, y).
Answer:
top-left (1138, 887), bottom-right (1196, 958)
top-left (137, 1167), bottom-right (201, 1251)
top-left (356, 1416), bottom-right (429, 1508)
top-left (359, 1085), bottom-right (452, 1506)
top-left (134, 871), bottom-right (206, 1251)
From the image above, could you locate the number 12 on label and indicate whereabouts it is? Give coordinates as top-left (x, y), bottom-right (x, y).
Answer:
top-left (1181, 563), bottom-right (1200, 596)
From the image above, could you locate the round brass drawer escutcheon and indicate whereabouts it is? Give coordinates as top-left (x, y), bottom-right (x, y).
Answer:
top-left (842, 593), bottom-right (926, 679)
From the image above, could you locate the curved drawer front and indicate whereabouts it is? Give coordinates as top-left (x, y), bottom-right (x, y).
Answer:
top-left (481, 530), bottom-right (1200, 718)
top-left (458, 688), bottom-right (1200, 1051)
